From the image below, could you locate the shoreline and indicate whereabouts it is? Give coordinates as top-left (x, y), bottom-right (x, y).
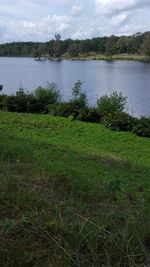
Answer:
top-left (0, 54), bottom-right (150, 62)
top-left (61, 54), bottom-right (150, 62)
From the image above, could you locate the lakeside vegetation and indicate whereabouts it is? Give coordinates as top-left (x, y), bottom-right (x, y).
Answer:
top-left (63, 53), bottom-right (148, 61)
top-left (0, 110), bottom-right (150, 266)
top-left (0, 31), bottom-right (150, 61)
top-left (0, 81), bottom-right (150, 138)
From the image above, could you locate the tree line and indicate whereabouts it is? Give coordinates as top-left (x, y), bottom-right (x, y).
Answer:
top-left (0, 32), bottom-right (150, 58)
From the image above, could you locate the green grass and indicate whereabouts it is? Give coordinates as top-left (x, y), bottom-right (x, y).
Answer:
top-left (61, 53), bottom-right (149, 61)
top-left (0, 111), bottom-right (150, 266)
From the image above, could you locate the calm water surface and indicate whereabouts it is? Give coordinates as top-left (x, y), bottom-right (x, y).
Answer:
top-left (0, 57), bottom-right (150, 117)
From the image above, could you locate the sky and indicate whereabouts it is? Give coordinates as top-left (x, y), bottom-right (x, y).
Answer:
top-left (0, 0), bottom-right (150, 43)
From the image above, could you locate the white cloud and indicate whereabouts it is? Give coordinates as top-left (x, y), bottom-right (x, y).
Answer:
top-left (71, 1), bottom-right (84, 16)
top-left (93, 0), bottom-right (150, 34)
top-left (39, 15), bottom-right (71, 31)
top-left (94, 0), bottom-right (138, 15)
top-left (110, 11), bottom-right (129, 26)
top-left (0, 15), bottom-right (71, 42)
top-left (71, 25), bottom-right (95, 39)
top-left (94, 0), bottom-right (150, 16)
top-left (0, 0), bottom-right (150, 42)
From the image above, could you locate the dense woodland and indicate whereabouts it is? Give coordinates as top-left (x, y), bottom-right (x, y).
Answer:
top-left (0, 31), bottom-right (150, 58)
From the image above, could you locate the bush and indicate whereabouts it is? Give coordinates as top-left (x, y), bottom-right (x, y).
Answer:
top-left (0, 84), bottom-right (60, 114)
top-left (77, 107), bottom-right (101, 123)
top-left (102, 111), bottom-right (137, 132)
top-left (85, 107), bottom-right (101, 123)
top-left (49, 98), bottom-right (87, 119)
top-left (0, 94), bottom-right (7, 110)
top-left (34, 82), bottom-right (60, 113)
top-left (26, 93), bottom-right (39, 113)
top-left (72, 80), bottom-right (83, 99)
top-left (1, 95), bottom-right (18, 112)
top-left (49, 103), bottom-right (101, 123)
top-left (15, 88), bottom-right (28, 112)
top-left (49, 81), bottom-right (87, 119)
top-left (132, 117), bottom-right (150, 137)
top-left (49, 102), bottom-right (73, 117)
top-left (1, 89), bottom-right (28, 113)
top-left (97, 91), bottom-right (127, 117)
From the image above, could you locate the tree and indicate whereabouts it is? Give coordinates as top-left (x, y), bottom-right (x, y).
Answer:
top-left (105, 35), bottom-right (118, 57)
top-left (97, 91), bottom-right (127, 117)
top-left (68, 44), bottom-right (79, 57)
top-left (140, 32), bottom-right (150, 57)
top-left (34, 82), bottom-right (60, 113)
top-left (54, 34), bottom-right (63, 57)
top-left (78, 40), bottom-right (90, 55)
top-left (71, 80), bottom-right (87, 109)
top-left (72, 80), bottom-right (83, 99)
top-left (117, 36), bottom-right (132, 54)
top-left (55, 34), bottom-right (61, 41)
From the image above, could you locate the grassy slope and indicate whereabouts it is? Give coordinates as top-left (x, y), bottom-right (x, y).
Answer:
top-left (0, 111), bottom-right (150, 266)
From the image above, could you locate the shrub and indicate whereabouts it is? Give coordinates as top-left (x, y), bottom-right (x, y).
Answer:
top-left (72, 80), bottom-right (83, 99)
top-left (2, 88), bottom-right (28, 113)
top-left (26, 93), bottom-right (39, 113)
top-left (77, 107), bottom-right (101, 123)
top-left (15, 88), bottom-right (28, 112)
top-left (71, 80), bottom-right (87, 107)
top-left (34, 82), bottom-right (60, 113)
top-left (85, 107), bottom-right (101, 123)
top-left (49, 102), bottom-right (74, 117)
top-left (97, 91), bottom-right (127, 117)
top-left (132, 117), bottom-right (150, 137)
top-left (49, 99), bottom-right (87, 119)
top-left (0, 94), bottom-right (7, 110)
top-left (102, 111), bottom-right (137, 132)
top-left (1, 95), bottom-right (18, 112)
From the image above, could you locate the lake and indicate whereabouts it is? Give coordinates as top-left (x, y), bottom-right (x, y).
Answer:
top-left (0, 57), bottom-right (150, 117)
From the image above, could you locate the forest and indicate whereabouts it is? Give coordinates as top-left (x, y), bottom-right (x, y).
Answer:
top-left (0, 31), bottom-right (150, 58)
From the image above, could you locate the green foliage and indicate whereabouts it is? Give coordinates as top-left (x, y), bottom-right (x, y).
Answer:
top-left (0, 32), bottom-right (146, 58)
top-left (2, 95), bottom-right (18, 112)
top-left (0, 218), bottom-right (16, 233)
top-left (97, 91), bottom-right (127, 116)
top-left (15, 88), bottom-right (28, 112)
top-left (140, 32), bottom-right (150, 57)
top-left (102, 111), bottom-right (137, 132)
top-left (0, 94), bottom-right (8, 109)
top-left (34, 82), bottom-right (60, 108)
top-left (84, 107), bottom-right (101, 123)
top-left (26, 93), bottom-right (39, 113)
top-left (71, 79), bottom-right (83, 99)
top-left (0, 84), bottom-right (150, 138)
top-left (68, 43), bottom-right (79, 57)
top-left (105, 35), bottom-right (118, 57)
top-left (0, 111), bottom-right (150, 266)
top-left (49, 81), bottom-right (88, 121)
top-left (132, 117), bottom-right (150, 137)
top-left (49, 102), bottom-right (74, 117)
top-left (77, 107), bottom-right (101, 123)
top-left (49, 99), bottom-right (86, 120)
top-left (0, 83), bottom-right (60, 114)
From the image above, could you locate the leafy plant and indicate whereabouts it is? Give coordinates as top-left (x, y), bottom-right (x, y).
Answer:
top-left (97, 91), bottom-right (127, 117)
top-left (72, 80), bottom-right (84, 99)
top-left (34, 82), bottom-right (60, 113)
top-left (132, 117), bottom-right (150, 137)
top-left (102, 111), bottom-right (137, 131)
